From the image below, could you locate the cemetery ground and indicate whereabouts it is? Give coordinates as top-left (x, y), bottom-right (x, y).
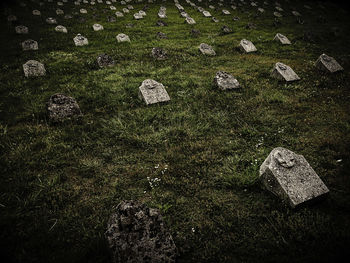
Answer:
top-left (1, 0), bottom-right (350, 262)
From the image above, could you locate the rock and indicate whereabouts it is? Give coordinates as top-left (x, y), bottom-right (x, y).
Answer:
top-left (156, 20), bottom-right (167, 27)
top-left (185, 17), bottom-right (196, 24)
top-left (315, 53), bottom-right (343, 73)
top-left (274, 33), bottom-right (291, 45)
top-left (46, 17), bottom-right (57, 24)
top-left (156, 32), bottom-right (167, 39)
top-left (73, 34), bottom-right (88, 46)
top-left (116, 33), bottom-right (130, 43)
top-left (260, 147), bottom-right (329, 208)
top-left (97, 53), bottom-right (115, 68)
top-left (239, 39), bottom-right (257, 53)
top-left (47, 94), bottom-right (82, 122)
top-left (191, 29), bottom-right (200, 37)
top-left (151, 47), bottom-right (167, 60)
top-left (199, 43), bottom-right (216, 56)
top-left (93, 23), bottom-right (104, 31)
top-left (23, 60), bottom-right (46, 77)
top-left (55, 25), bottom-right (68, 33)
top-left (22, 39), bottom-right (38, 51)
top-left (271, 62), bottom-right (300, 82)
top-left (138, 79), bottom-right (170, 105)
top-left (213, 71), bottom-right (241, 90)
top-left (105, 200), bottom-right (176, 263)
top-left (15, 25), bottom-right (28, 34)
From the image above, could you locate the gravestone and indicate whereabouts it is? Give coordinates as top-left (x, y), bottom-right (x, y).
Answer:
top-left (22, 39), bottom-right (38, 51)
top-left (56, 9), bottom-right (64, 15)
top-left (246, 23), bottom-right (257, 30)
top-left (46, 17), bottom-right (57, 24)
top-left (156, 20), bottom-right (167, 26)
top-left (116, 33), bottom-right (130, 43)
top-left (274, 33), bottom-right (291, 45)
top-left (55, 25), bottom-right (68, 33)
top-left (222, 9), bottom-right (231, 15)
top-left (134, 13), bottom-right (143, 19)
top-left (15, 26), bottom-right (28, 34)
top-left (292, 10), bottom-right (301, 16)
top-left (139, 10), bottom-right (146, 16)
top-left (110, 6), bottom-right (116, 11)
top-left (47, 94), bottom-right (82, 122)
top-left (213, 71), bottom-right (241, 90)
top-left (125, 23), bottom-right (134, 28)
top-left (93, 23), bottom-right (104, 31)
top-left (212, 17), bottom-right (219, 23)
top-left (73, 34), bottom-right (88, 46)
top-left (260, 147), bottom-right (329, 208)
top-left (23, 60), bottom-right (46, 77)
top-left (203, 11), bottom-right (212, 17)
top-left (275, 6), bottom-right (283, 11)
top-left (64, 14), bottom-right (73, 19)
top-left (80, 9), bottom-right (87, 14)
top-left (258, 8), bottom-right (265, 13)
top-left (239, 39), bottom-right (257, 53)
top-left (221, 25), bottom-right (233, 34)
top-left (158, 11), bottom-right (167, 18)
top-left (138, 79), bottom-right (170, 105)
top-left (315, 54), bottom-right (343, 73)
top-left (271, 62), bottom-right (300, 82)
top-left (274, 11), bottom-right (282, 17)
top-left (151, 47), bottom-right (167, 60)
top-left (107, 16), bottom-right (116, 22)
top-left (156, 32), bottom-right (167, 39)
top-left (7, 15), bottom-right (17, 22)
top-left (128, 5), bottom-right (134, 10)
top-left (105, 201), bottom-right (176, 263)
top-left (123, 8), bottom-right (130, 13)
top-left (185, 17), bottom-right (196, 24)
top-left (115, 11), bottom-right (124, 17)
top-left (199, 43), bottom-right (216, 56)
top-left (191, 29), bottom-right (200, 37)
top-left (32, 10), bottom-right (41, 15)
top-left (97, 53), bottom-right (115, 68)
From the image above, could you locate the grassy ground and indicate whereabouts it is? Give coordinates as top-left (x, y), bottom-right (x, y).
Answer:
top-left (1, 0), bottom-right (350, 262)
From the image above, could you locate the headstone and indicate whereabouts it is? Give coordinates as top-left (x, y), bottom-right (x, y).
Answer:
top-left (315, 54), bottom-right (343, 73)
top-left (93, 23), bottom-right (104, 31)
top-left (239, 39), bottom-right (257, 53)
top-left (270, 62), bottom-right (300, 82)
top-left (139, 10), bottom-right (146, 16)
top-left (7, 15), bottom-right (17, 22)
top-left (138, 79), bottom-right (170, 105)
top-left (108, 16), bottom-right (116, 22)
top-left (123, 8), bottom-right (129, 13)
top-left (191, 29), bottom-right (200, 37)
top-left (292, 10), bottom-right (301, 16)
top-left (199, 43), bottom-right (216, 56)
top-left (274, 33), bottom-right (291, 45)
top-left (105, 201), bottom-right (176, 263)
top-left (125, 23), bottom-right (134, 28)
top-left (22, 39), bottom-right (38, 51)
top-left (156, 32), bottom-right (167, 39)
top-left (115, 11), bottom-right (124, 17)
top-left (47, 94), bottom-right (82, 122)
top-left (203, 11), bottom-right (212, 17)
top-left (246, 23), bottom-right (257, 30)
top-left (46, 17), bottom-right (57, 24)
top-left (134, 13), bottom-right (143, 19)
top-left (274, 11), bottom-right (282, 17)
top-left (73, 34), bottom-right (88, 46)
top-left (185, 17), bottom-right (196, 24)
top-left (233, 16), bottom-right (240, 21)
top-left (64, 14), bottom-right (73, 19)
top-left (127, 5), bottom-right (134, 10)
top-left (275, 6), bottom-right (283, 11)
top-left (97, 53), bottom-right (115, 68)
top-left (80, 9), bottom-right (87, 14)
top-left (55, 25), bottom-right (68, 33)
top-left (221, 25), bottom-right (233, 34)
top-left (258, 8), bottom-right (265, 13)
top-left (110, 6), bottom-right (116, 10)
top-left (156, 20), bottom-right (167, 26)
top-left (56, 9), bottom-right (64, 15)
top-left (212, 17), bottom-right (219, 23)
top-left (116, 33), bottom-right (130, 43)
top-left (222, 9), bottom-right (230, 15)
top-left (151, 47), bottom-right (167, 60)
top-left (15, 26), bottom-right (28, 34)
top-left (158, 11), bottom-right (167, 18)
top-left (213, 71), bottom-right (241, 90)
top-left (260, 147), bottom-right (329, 208)
top-left (23, 60), bottom-right (46, 77)
top-left (32, 10), bottom-right (41, 15)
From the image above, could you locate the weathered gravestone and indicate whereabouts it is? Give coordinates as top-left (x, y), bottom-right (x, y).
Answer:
top-left (115, 11), bottom-right (124, 17)
top-left (15, 26), bottom-right (28, 34)
top-left (292, 10), bottom-right (301, 17)
top-left (107, 16), bottom-right (116, 22)
top-left (32, 10), bottom-right (41, 16)
top-left (221, 25), bottom-right (233, 34)
top-left (156, 32), bottom-right (167, 39)
top-left (55, 25), bottom-right (68, 33)
top-left (191, 29), bottom-right (200, 37)
top-left (315, 53), bottom-right (344, 73)
top-left (271, 62), bottom-right (300, 82)
top-left (222, 9), bottom-right (231, 15)
top-left (212, 17), bottom-right (219, 23)
top-left (199, 43), bottom-right (216, 56)
top-left (47, 94), bottom-right (82, 122)
top-left (185, 17), bottom-right (196, 24)
top-left (105, 200), bottom-right (176, 263)
top-left (80, 9), bottom-right (87, 14)
top-left (213, 71), bottom-right (241, 90)
top-left (73, 34), bottom-right (88, 46)
top-left (22, 39), bottom-right (38, 51)
top-left (139, 79), bottom-right (170, 105)
top-left (93, 23), bottom-right (104, 31)
top-left (239, 39), bottom-right (257, 53)
top-left (260, 147), bottom-right (329, 208)
top-left (46, 17), bottom-right (57, 24)
top-left (134, 12), bottom-right (143, 19)
top-left (56, 9), bottom-right (64, 15)
top-left (110, 6), bottom-right (116, 11)
top-left (274, 11), bottom-right (282, 17)
top-left (97, 53), bottom-right (115, 68)
top-left (123, 8), bottom-right (130, 13)
top-left (7, 15), bottom-right (17, 22)
top-left (274, 33), bottom-right (291, 45)
top-left (139, 10), bottom-right (146, 16)
top-left (156, 20), bottom-right (167, 26)
top-left (23, 60), bottom-right (46, 77)
top-left (116, 33), bottom-right (130, 43)
top-left (203, 11), bottom-right (212, 17)
top-left (151, 47), bottom-right (167, 60)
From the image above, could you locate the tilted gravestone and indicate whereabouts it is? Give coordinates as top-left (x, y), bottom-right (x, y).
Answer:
top-left (116, 33), bottom-right (130, 43)
top-left (199, 43), bottom-right (216, 56)
top-left (93, 23), bottom-right (104, 31)
top-left (97, 53), bottom-right (115, 68)
top-left (151, 47), bottom-right (167, 60)
top-left (222, 9), bottom-right (231, 15)
top-left (15, 26), bottom-right (28, 34)
top-left (55, 25), bottom-right (68, 33)
top-left (212, 17), bottom-right (219, 23)
top-left (239, 39), bottom-right (257, 53)
top-left (156, 32), bottom-right (167, 39)
top-left (271, 62), bottom-right (300, 82)
top-left (274, 11), bottom-right (282, 17)
top-left (123, 8), bottom-right (130, 13)
top-left (47, 94), bottom-right (82, 122)
top-left (134, 12), bottom-right (143, 19)
top-left (292, 10), bottom-right (301, 17)
top-left (138, 79), bottom-right (170, 105)
top-left (46, 17), bottom-right (57, 24)
top-left (22, 39), bottom-right (38, 51)
top-left (221, 25), bottom-right (233, 34)
top-left (213, 71), bottom-right (241, 90)
top-left (73, 34), bottom-right (88, 46)
top-left (203, 11), bottom-right (212, 17)
top-left (185, 17), bottom-right (196, 24)
top-left (23, 60), bottom-right (46, 77)
top-left (105, 200), bottom-right (176, 263)
top-left (260, 147), bottom-right (329, 208)
top-left (315, 53), bottom-right (343, 73)
top-left (274, 33), bottom-right (291, 45)
top-left (156, 20), bottom-right (167, 26)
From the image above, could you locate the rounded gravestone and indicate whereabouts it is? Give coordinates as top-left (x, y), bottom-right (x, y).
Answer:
top-left (23, 60), bottom-right (46, 77)
top-left (96, 53), bottom-right (115, 68)
top-left (22, 39), bottom-right (38, 51)
top-left (116, 33), bottom-right (130, 43)
top-left (47, 94), bottom-right (82, 122)
top-left (214, 71), bottom-right (241, 90)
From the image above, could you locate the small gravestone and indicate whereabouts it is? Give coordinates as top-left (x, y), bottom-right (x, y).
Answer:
top-left (156, 32), bottom-right (167, 39)
top-left (221, 25), bottom-right (232, 34)
top-left (125, 23), bottom-right (134, 28)
top-left (7, 15), bottom-right (17, 22)
top-left (134, 13), bottom-right (143, 19)
top-left (80, 9), bottom-right (87, 14)
top-left (23, 60), bottom-right (46, 77)
top-left (64, 14), bottom-right (73, 19)
top-left (55, 25), bottom-right (68, 33)
top-left (127, 5), bottom-right (134, 10)
top-left (222, 9), bottom-right (231, 15)
top-left (260, 147), bottom-right (329, 208)
top-left (315, 54), bottom-right (343, 73)
top-left (116, 33), bottom-right (130, 43)
top-left (110, 6), bottom-right (116, 10)
top-left (56, 9), bottom-right (64, 15)
top-left (139, 10), bottom-right (146, 16)
top-left (233, 16), bottom-right (240, 21)
top-left (258, 8), bottom-right (265, 13)
top-left (203, 11), bottom-right (212, 17)
top-left (185, 17), bottom-right (196, 24)
top-left (22, 39), bottom-right (38, 51)
top-left (151, 47), bottom-right (167, 60)
top-left (239, 39), bottom-right (257, 53)
top-left (212, 17), bottom-right (219, 23)
top-left (138, 79), bottom-right (170, 105)
top-left (93, 23), bottom-right (104, 31)
top-left (199, 43), bottom-right (216, 56)
top-left (15, 26), bottom-right (28, 34)
top-left (47, 94), bottom-right (82, 122)
top-left (107, 16), bottom-right (116, 22)
top-left (158, 11), bottom-right (167, 18)
top-left (180, 12), bottom-right (189, 18)
top-left (46, 17), bottom-right (57, 24)
top-left (275, 6), bottom-right (283, 12)
top-left (246, 23), bottom-right (257, 30)
top-left (292, 10), bottom-right (301, 17)
top-left (274, 11), bottom-right (282, 17)
top-left (156, 20), bottom-right (167, 26)
top-left (73, 34), bottom-right (88, 46)
top-left (271, 62), bottom-right (300, 82)
top-left (191, 29), bottom-right (200, 37)
top-left (57, 1), bottom-right (63, 6)
top-left (213, 71), bottom-right (240, 90)
top-left (105, 201), bottom-right (176, 263)
top-left (32, 10), bottom-right (41, 16)
top-left (274, 33), bottom-right (291, 45)
top-left (115, 11), bottom-right (124, 17)
top-left (97, 53), bottom-right (115, 68)
top-left (123, 8), bottom-right (129, 13)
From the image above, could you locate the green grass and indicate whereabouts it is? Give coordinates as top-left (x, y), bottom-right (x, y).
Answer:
top-left (1, 0), bottom-right (350, 262)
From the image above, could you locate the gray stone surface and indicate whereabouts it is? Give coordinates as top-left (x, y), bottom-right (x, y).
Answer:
top-left (80, 9), bottom-right (87, 14)
top-left (315, 53), bottom-right (343, 73)
top-left (73, 34), bottom-right (88, 46)
top-left (47, 94), bottom-right (82, 122)
top-left (97, 53), bottom-right (115, 68)
top-left (15, 26), bottom-right (28, 34)
top-left (23, 60), bottom-right (46, 77)
top-left (274, 33), bottom-right (291, 45)
top-left (260, 147), bottom-right (329, 208)
top-left (139, 79), bottom-right (170, 105)
top-left (105, 200), bottom-right (176, 263)
top-left (116, 33), bottom-right (130, 43)
top-left (55, 25), bottom-right (68, 33)
top-left (151, 47), bottom-right (167, 60)
top-left (271, 62), bottom-right (300, 82)
top-left (213, 71), bottom-right (241, 90)
top-left (199, 43), bottom-right (216, 56)
top-left (239, 39), bottom-right (257, 53)
top-left (22, 39), bottom-right (38, 51)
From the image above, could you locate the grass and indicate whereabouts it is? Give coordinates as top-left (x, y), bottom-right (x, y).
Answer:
top-left (1, 0), bottom-right (350, 262)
